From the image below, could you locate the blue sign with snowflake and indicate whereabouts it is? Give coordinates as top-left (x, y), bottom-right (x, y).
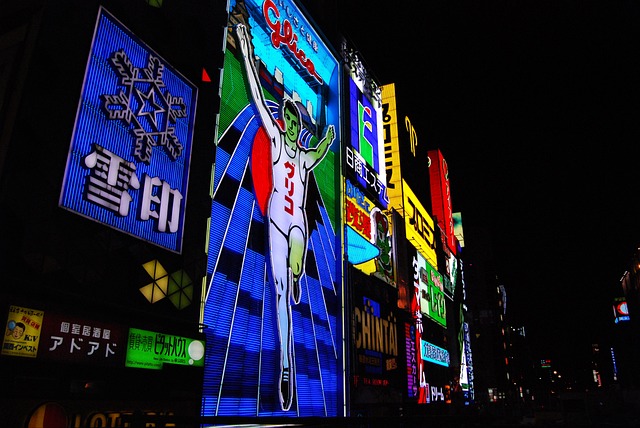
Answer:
top-left (59, 7), bottom-right (197, 253)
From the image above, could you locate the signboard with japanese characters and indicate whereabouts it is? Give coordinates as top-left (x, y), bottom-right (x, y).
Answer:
top-left (39, 312), bottom-right (126, 366)
top-left (345, 178), bottom-right (395, 287)
top-left (2, 305), bottom-right (44, 358)
top-left (125, 328), bottom-right (205, 370)
top-left (59, 7), bottom-right (197, 253)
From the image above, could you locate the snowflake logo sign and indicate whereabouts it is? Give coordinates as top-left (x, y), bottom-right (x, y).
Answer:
top-left (101, 49), bottom-right (188, 164)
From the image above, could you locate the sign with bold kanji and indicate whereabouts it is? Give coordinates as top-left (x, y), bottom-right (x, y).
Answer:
top-left (59, 7), bottom-right (197, 253)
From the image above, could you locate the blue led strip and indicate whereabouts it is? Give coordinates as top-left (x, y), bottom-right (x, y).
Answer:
top-left (206, 110), bottom-right (259, 279)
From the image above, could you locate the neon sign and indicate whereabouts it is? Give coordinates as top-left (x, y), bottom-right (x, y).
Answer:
top-left (421, 339), bottom-right (450, 367)
top-left (59, 7), bottom-right (196, 253)
top-left (263, 0), bottom-right (322, 83)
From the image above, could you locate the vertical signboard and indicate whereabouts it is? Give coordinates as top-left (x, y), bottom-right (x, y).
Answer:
top-left (416, 253), bottom-right (446, 328)
top-left (59, 7), bottom-right (197, 253)
top-left (342, 44), bottom-right (395, 286)
top-left (350, 268), bottom-right (402, 406)
top-left (342, 48), bottom-right (387, 209)
top-left (381, 83), bottom-right (402, 212)
top-left (381, 84), bottom-right (436, 268)
top-left (381, 84), bottom-right (431, 213)
top-left (345, 178), bottom-right (395, 286)
top-left (203, 0), bottom-right (343, 416)
top-left (428, 149), bottom-right (456, 256)
top-left (613, 297), bottom-right (630, 323)
top-left (410, 246), bottom-right (449, 405)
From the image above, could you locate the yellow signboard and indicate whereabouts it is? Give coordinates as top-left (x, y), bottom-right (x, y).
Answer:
top-left (2, 305), bottom-right (44, 358)
top-left (403, 180), bottom-right (437, 267)
top-left (381, 83), bottom-right (403, 212)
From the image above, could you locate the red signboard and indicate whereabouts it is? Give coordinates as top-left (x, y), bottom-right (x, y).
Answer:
top-left (428, 149), bottom-right (456, 256)
top-left (39, 312), bottom-right (127, 366)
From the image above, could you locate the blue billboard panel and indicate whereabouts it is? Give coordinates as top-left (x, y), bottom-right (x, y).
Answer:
top-left (59, 7), bottom-right (197, 253)
top-left (346, 76), bottom-right (387, 208)
top-left (202, 0), bottom-right (343, 417)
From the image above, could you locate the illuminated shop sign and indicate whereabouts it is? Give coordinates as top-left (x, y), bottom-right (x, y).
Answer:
top-left (405, 322), bottom-right (417, 398)
top-left (381, 83), bottom-right (432, 222)
top-left (421, 339), bottom-right (450, 367)
top-left (203, 0), bottom-right (342, 416)
top-left (437, 224), bottom-right (458, 300)
top-left (381, 84), bottom-right (402, 211)
top-left (40, 312), bottom-right (126, 366)
top-left (403, 180), bottom-right (436, 267)
top-left (125, 328), bottom-right (204, 370)
top-left (428, 149), bottom-right (456, 256)
top-left (453, 212), bottom-right (465, 248)
top-left (346, 75), bottom-right (387, 208)
top-left (345, 179), bottom-right (395, 286)
top-left (462, 321), bottom-right (475, 399)
top-left (353, 297), bottom-right (398, 359)
top-left (350, 268), bottom-right (402, 403)
top-left (613, 297), bottom-right (630, 323)
top-left (410, 254), bottom-right (428, 404)
top-left (2, 305), bottom-right (43, 358)
top-left (423, 384), bottom-right (447, 403)
top-left (59, 7), bottom-right (197, 253)
top-left (416, 255), bottom-right (446, 327)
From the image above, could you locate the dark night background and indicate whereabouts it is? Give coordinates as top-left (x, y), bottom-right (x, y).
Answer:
top-left (322, 0), bottom-right (640, 382)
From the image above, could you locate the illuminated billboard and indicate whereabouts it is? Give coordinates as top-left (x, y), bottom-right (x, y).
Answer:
top-left (381, 84), bottom-right (436, 267)
top-left (421, 339), bottom-right (449, 367)
top-left (40, 312), bottom-right (127, 366)
top-left (381, 84), bottom-right (431, 211)
top-left (342, 46), bottom-right (387, 208)
top-left (416, 253), bottom-right (446, 328)
top-left (345, 178), bottom-right (395, 286)
top-left (203, 0), bottom-right (343, 417)
top-left (613, 297), bottom-right (630, 323)
top-left (59, 7), bottom-right (197, 253)
top-left (453, 212), bottom-right (465, 248)
top-left (350, 267), bottom-right (402, 405)
top-left (2, 305), bottom-right (43, 358)
top-left (125, 328), bottom-right (205, 370)
top-left (428, 149), bottom-right (456, 255)
top-left (437, 224), bottom-right (458, 299)
top-left (461, 321), bottom-right (475, 402)
top-left (382, 84), bottom-right (402, 211)
top-left (403, 180), bottom-right (437, 266)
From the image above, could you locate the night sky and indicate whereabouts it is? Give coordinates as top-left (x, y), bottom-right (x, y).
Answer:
top-left (333, 0), bottom-right (640, 379)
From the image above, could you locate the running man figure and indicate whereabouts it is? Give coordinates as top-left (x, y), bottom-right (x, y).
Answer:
top-left (235, 24), bottom-right (335, 411)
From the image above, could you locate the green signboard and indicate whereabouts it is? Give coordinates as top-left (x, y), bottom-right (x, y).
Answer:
top-left (421, 262), bottom-right (447, 327)
top-left (125, 328), bottom-right (205, 370)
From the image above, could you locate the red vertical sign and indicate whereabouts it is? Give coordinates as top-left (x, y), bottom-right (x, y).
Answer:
top-left (428, 149), bottom-right (456, 255)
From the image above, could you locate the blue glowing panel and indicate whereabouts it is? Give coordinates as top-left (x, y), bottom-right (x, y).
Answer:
top-left (59, 7), bottom-right (197, 253)
top-left (347, 77), bottom-right (387, 208)
top-left (203, 0), bottom-right (343, 417)
top-left (420, 339), bottom-right (450, 367)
